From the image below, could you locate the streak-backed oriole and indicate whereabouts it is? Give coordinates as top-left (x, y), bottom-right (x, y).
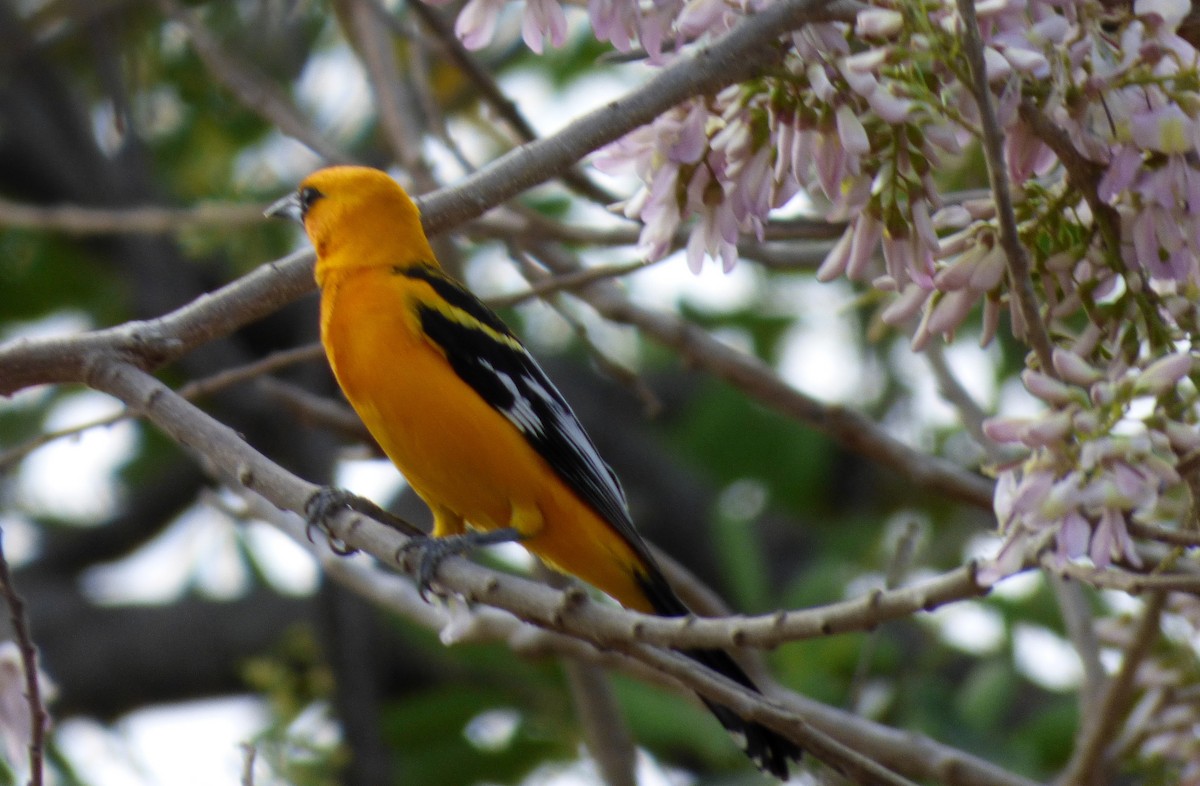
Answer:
top-left (267, 166), bottom-right (801, 779)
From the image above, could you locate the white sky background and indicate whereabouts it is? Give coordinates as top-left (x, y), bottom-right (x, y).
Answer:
top-left (0, 7), bottom-right (1103, 785)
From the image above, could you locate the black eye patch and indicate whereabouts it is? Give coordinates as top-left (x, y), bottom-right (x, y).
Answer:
top-left (299, 186), bottom-right (324, 216)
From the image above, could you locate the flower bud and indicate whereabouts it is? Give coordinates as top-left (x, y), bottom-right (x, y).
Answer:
top-left (1135, 352), bottom-right (1193, 396)
top-left (836, 105), bottom-right (871, 156)
top-left (880, 283), bottom-right (929, 326)
top-left (983, 416), bottom-right (1030, 444)
top-left (969, 244), bottom-right (1008, 291)
top-left (1023, 370), bottom-right (1076, 405)
top-left (1053, 348), bottom-right (1104, 386)
top-left (855, 7), bottom-right (903, 37)
top-left (1163, 420), bottom-right (1200, 452)
top-left (1021, 411), bottom-right (1074, 447)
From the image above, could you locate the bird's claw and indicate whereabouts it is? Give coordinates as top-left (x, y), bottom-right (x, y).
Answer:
top-left (304, 487), bottom-right (360, 556)
top-left (396, 527), bottom-right (524, 601)
top-left (395, 536), bottom-right (465, 600)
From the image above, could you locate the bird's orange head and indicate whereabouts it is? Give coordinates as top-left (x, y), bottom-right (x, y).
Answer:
top-left (266, 166), bottom-right (437, 286)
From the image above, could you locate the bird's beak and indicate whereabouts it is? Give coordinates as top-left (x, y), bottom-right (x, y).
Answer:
top-left (264, 191), bottom-right (304, 224)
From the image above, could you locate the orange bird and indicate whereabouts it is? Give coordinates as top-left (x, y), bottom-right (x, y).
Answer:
top-left (267, 166), bottom-right (800, 778)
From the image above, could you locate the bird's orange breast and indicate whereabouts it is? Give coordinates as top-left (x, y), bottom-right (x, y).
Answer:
top-left (319, 266), bottom-right (655, 611)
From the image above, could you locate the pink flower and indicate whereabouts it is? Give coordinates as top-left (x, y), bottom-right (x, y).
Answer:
top-left (855, 8), bottom-right (903, 38)
top-left (455, 0), bottom-right (503, 49)
top-left (1022, 370), bottom-right (1077, 405)
top-left (677, 0), bottom-right (734, 38)
top-left (588, 0), bottom-right (635, 50)
top-left (1056, 511), bottom-right (1091, 563)
top-left (1052, 348), bottom-right (1103, 386)
top-left (835, 104), bottom-right (871, 157)
top-left (880, 283), bottom-right (930, 326)
top-left (845, 213), bottom-right (883, 281)
top-left (1136, 0), bottom-right (1191, 30)
top-left (522, 0), bottom-right (568, 53)
top-left (867, 86), bottom-right (915, 123)
top-left (1131, 105), bottom-right (1195, 154)
top-left (817, 226), bottom-right (854, 282)
top-left (1136, 352), bottom-right (1193, 395)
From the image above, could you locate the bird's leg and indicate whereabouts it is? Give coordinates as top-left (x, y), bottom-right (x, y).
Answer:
top-left (305, 486), bottom-right (423, 554)
top-left (398, 527), bottom-right (525, 600)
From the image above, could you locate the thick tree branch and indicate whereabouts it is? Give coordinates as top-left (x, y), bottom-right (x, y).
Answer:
top-left (1, 0), bottom-right (860, 396)
top-left (74, 356), bottom-right (1038, 785)
top-left (246, 498), bottom-right (1038, 786)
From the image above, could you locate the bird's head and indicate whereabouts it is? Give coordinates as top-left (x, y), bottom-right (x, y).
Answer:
top-left (266, 166), bottom-right (436, 285)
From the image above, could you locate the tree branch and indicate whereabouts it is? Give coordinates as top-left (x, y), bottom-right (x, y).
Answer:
top-left (158, 0), bottom-right (353, 165)
top-left (0, 533), bottom-right (46, 786)
top-left (952, 0), bottom-right (1055, 373)
top-left (0, 198), bottom-right (263, 234)
top-left (1059, 591), bottom-right (1165, 786)
top-left (415, 0), bottom-right (864, 234)
top-left (561, 658), bottom-right (638, 786)
top-left (245, 497), bottom-right (1038, 786)
top-left (529, 242), bottom-right (996, 509)
top-left (73, 355), bottom-right (1042, 785)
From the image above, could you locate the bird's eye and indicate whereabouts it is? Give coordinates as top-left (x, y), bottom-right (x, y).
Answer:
top-left (298, 186), bottom-right (323, 216)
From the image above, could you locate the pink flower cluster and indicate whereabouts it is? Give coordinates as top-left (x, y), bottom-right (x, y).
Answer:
top-left (426, 0), bottom-right (757, 57)
top-left (593, 85), bottom-right (806, 273)
top-left (980, 348), bottom-right (1194, 583)
top-left (431, 0), bottom-right (1200, 589)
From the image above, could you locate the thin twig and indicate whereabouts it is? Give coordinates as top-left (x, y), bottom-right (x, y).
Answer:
top-left (0, 198), bottom-right (264, 234)
top-left (465, 209), bottom-right (837, 272)
top-left (0, 532), bottom-right (46, 786)
top-left (158, 0), bottom-right (353, 164)
top-left (255, 377), bottom-right (371, 442)
top-left (1050, 559), bottom-right (1200, 595)
top-left (339, 0), bottom-right (439, 191)
top-left (561, 652), bottom-right (639, 786)
top-left (924, 341), bottom-right (1009, 464)
top-left (399, 0), bottom-right (619, 205)
top-left (487, 258), bottom-right (654, 309)
top-left (1047, 574), bottom-right (1107, 711)
top-left (0, 411), bottom-right (125, 473)
top-left (240, 742), bottom-right (257, 786)
top-left (1058, 591), bottom-right (1166, 786)
top-left (531, 241), bottom-right (996, 509)
top-left (952, 0), bottom-right (1055, 374)
top-left (1126, 519), bottom-right (1200, 548)
top-left (508, 245), bottom-right (663, 415)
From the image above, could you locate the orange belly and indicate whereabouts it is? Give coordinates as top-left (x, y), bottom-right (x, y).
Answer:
top-left (320, 267), bottom-right (655, 612)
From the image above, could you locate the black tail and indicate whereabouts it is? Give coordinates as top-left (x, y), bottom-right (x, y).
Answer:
top-left (636, 569), bottom-right (801, 780)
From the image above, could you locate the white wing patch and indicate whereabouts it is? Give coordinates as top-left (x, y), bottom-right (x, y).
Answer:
top-left (481, 358), bottom-right (544, 436)
top-left (525, 374), bottom-right (627, 509)
top-left (415, 292), bottom-right (635, 536)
